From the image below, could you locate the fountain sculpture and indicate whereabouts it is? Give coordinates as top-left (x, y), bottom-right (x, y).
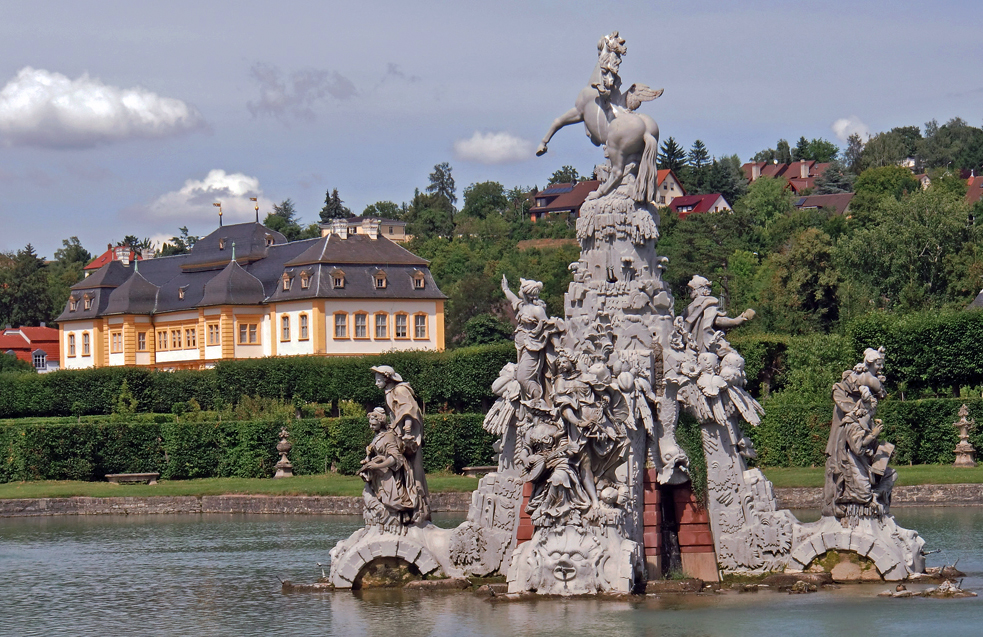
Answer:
top-left (327, 31), bottom-right (926, 594)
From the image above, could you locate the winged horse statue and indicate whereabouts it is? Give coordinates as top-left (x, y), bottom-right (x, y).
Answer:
top-left (536, 32), bottom-right (663, 203)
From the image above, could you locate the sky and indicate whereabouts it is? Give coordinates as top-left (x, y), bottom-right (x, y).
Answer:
top-left (1, 0), bottom-right (982, 259)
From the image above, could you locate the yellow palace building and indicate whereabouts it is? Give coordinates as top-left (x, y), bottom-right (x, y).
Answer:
top-left (56, 219), bottom-right (446, 370)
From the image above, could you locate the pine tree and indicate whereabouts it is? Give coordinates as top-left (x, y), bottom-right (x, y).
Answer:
top-left (658, 137), bottom-right (687, 171)
top-left (792, 136), bottom-right (810, 162)
top-left (688, 140), bottom-right (709, 170)
top-left (776, 139), bottom-right (792, 164)
top-left (319, 189), bottom-right (351, 222)
top-left (0, 244), bottom-right (53, 327)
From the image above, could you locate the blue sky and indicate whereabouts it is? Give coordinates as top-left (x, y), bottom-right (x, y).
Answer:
top-left (1, 1), bottom-right (981, 258)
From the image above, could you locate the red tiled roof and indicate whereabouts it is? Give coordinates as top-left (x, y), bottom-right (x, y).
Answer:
top-left (669, 193), bottom-right (729, 217)
top-left (0, 327), bottom-right (60, 363)
top-left (967, 175), bottom-right (983, 206)
top-left (14, 326), bottom-right (59, 342)
top-left (85, 247), bottom-right (144, 271)
top-left (794, 193), bottom-right (854, 214)
top-left (530, 180), bottom-right (600, 213)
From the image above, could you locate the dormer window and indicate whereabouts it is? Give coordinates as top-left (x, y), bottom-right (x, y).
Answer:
top-left (178, 285), bottom-right (188, 300)
top-left (300, 270), bottom-right (311, 289)
top-left (69, 296), bottom-right (78, 312)
top-left (374, 270), bottom-right (387, 290)
top-left (265, 234), bottom-right (274, 247)
top-left (412, 271), bottom-right (425, 290)
top-left (332, 269), bottom-right (345, 289)
top-left (83, 295), bottom-right (92, 311)
top-left (219, 238), bottom-right (226, 250)
top-left (282, 272), bottom-right (292, 291)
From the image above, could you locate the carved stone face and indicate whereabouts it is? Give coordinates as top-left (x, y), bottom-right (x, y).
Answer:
top-left (535, 528), bottom-right (602, 594)
top-left (374, 373), bottom-right (387, 390)
top-left (367, 411), bottom-right (387, 431)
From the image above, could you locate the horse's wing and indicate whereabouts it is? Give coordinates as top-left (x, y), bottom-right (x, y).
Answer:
top-left (626, 84), bottom-right (664, 111)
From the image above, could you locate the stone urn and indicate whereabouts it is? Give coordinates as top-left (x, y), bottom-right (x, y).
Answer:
top-left (275, 427), bottom-right (294, 478)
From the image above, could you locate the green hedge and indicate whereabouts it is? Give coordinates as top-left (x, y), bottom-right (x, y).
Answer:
top-left (0, 343), bottom-right (515, 419)
top-left (0, 413), bottom-right (495, 483)
top-left (748, 396), bottom-right (983, 468)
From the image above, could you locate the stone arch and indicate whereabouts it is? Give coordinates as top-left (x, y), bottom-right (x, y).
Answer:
top-left (330, 535), bottom-right (441, 588)
top-left (789, 529), bottom-right (904, 581)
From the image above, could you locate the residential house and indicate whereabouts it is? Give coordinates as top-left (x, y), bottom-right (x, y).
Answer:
top-left (793, 193), bottom-right (855, 215)
top-left (668, 194), bottom-right (732, 219)
top-left (339, 216), bottom-right (409, 243)
top-left (57, 220), bottom-right (446, 371)
top-left (966, 173), bottom-right (983, 207)
top-left (529, 170), bottom-right (685, 221)
top-left (0, 325), bottom-right (60, 373)
top-left (84, 244), bottom-right (146, 277)
top-left (742, 161), bottom-right (831, 194)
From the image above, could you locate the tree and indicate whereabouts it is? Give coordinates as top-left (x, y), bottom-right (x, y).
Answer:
top-left (460, 181), bottom-right (508, 219)
top-left (814, 161), bottom-right (856, 194)
top-left (0, 351), bottom-right (33, 373)
top-left (47, 237), bottom-right (92, 322)
top-left (362, 201), bottom-right (402, 219)
top-left (548, 165), bottom-right (580, 185)
top-left (735, 176), bottom-right (794, 227)
top-left (757, 228), bottom-right (840, 333)
top-left (776, 139), bottom-right (792, 164)
top-left (688, 140), bottom-right (709, 171)
top-left (706, 155), bottom-right (747, 204)
top-left (273, 199), bottom-right (299, 224)
top-left (506, 186), bottom-right (532, 222)
top-left (806, 138), bottom-right (839, 163)
top-left (685, 140), bottom-right (710, 193)
top-left (658, 137), bottom-right (687, 172)
top-left (159, 227), bottom-right (200, 256)
top-left (792, 136), bottom-right (811, 162)
top-left (845, 133), bottom-right (864, 174)
top-left (0, 244), bottom-right (53, 327)
top-left (834, 188), bottom-right (975, 311)
top-left (427, 162), bottom-right (458, 206)
top-left (854, 166), bottom-right (921, 201)
top-left (859, 130), bottom-right (909, 171)
top-left (460, 313), bottom-right (514, 347)
top-left (918, 117), bottom-right (983, 173)
top-left (319, 190), bottom-right (351, 222)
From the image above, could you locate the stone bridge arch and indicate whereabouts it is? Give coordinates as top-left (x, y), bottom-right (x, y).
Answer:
top-left (330, 535), bottom-right (441, 588)
top-left (789, 529), bottom-right (905, 581)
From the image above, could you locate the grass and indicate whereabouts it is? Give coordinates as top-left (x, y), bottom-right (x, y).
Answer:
top-left (0, 473), bottom-right (478, 500)
top-left (2, 464), bottom-right (981, 499)
top-left (761, 464), bottom-right (983, 488)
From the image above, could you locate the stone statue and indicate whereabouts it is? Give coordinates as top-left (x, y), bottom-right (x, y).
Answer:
top-left (536, 31), bottom-right (663, 202)
top-left (681, 275), bottom-right (754, 353)
top-left (822, 347), bottom-right (897, 520)
top-left (501, 276), bottom-right (563, 406)
top-left (359, 408), bottom-right (416, 532)
top-left (371, 365), bottom-right (430, 525)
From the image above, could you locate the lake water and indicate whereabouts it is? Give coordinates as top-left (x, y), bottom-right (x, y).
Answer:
top-left (0, 508), bottom-right (980, 636)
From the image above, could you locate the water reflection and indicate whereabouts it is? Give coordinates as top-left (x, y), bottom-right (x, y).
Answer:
top-left (0, 508), bottom-right (980, 636)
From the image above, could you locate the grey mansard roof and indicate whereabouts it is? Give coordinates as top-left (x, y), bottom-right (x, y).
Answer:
top-left (56, 222), bottom-right (445, 323)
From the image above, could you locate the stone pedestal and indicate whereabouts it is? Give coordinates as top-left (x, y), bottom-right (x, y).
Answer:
top-left (274, 427), bottom-right (293, 478)
top-left (952, 405), bottom-right (976, 467)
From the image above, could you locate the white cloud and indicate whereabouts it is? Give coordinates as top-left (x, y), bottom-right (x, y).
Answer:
top-left (0, 67), bottom-right (204, 149)
top-left (831, 115), bottom-right (869, 142)
top-left (146, 169), bottom-right (274, 223)
top-left (453, 131), bottom-right (535, 164)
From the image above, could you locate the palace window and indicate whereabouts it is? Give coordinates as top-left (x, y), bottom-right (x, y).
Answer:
top-left (171, 329), bottom-right (182, 349)
top-left (334, 313), bottom-right (348, 339)
top-left (414, 314), bottom-right (427, 339)
top-left (82, 332), bottom-right (91, 356)
top-left (299, 314), bottom-right (309, 340)
top-left (394, 314), bottom-right (407, 339)
top-left (137, 332), bottom-right (147, 351)
top-left (110, 331), bottom-right (123, 353)
top-left (375, 313), bottom-right (388, 339)
top-left (207, 323), bottom-right (220, 345)
top-left (157, 331), bottom-right (168, 350)
top-left (281, 315), bottom-right (290, 341)
top-left (33, 352), bottom-right (46, 369)
top-left (68, 334), bottom-right (76, 357)
top-left (238, 323), bottom-right (259, 344)
top-left (185, 328), bottom-right (197, 349)
top-left (354, 313), bottom-right (367, 339)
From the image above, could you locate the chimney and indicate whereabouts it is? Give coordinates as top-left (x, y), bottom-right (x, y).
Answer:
top-left (114, 245), bottom-right (131, 266)
top-left (330, 218), bottom-right (348, 239)
top-left (800, 162), bottom-right (809, 180)
top-left (40, 321), bottom-right (45, 328)
top-left (751, 163), bottom-right (761, 181)
top-left (360, 218), bottom-right (380, 240)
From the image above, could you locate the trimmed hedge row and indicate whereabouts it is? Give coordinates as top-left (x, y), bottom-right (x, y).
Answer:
top-left (0, 413), bottom-right (495, 483)
top-left (748, 396), bottom-right (983, 468)
top-left (0, 343), bottom-right (515, 419)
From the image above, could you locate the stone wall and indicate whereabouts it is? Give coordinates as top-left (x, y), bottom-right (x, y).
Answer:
top-left (774, 484), bottom-right (983, 509)
top-left (1, 485), bottom-right (980, 518)
top-left (0, 492), bottom-right (472, 518)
